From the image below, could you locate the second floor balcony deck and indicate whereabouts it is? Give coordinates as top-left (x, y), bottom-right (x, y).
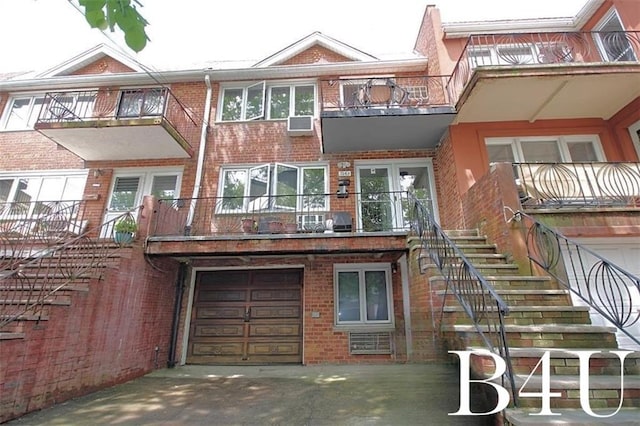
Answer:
top-left (145, 192), bottom-right (418, 257)
top-left (447, 31), bottom-right (640, 123)
top-left (319, 76), bottom-right (456, 153)
top-left (34, 88), bottom-right (198, 161)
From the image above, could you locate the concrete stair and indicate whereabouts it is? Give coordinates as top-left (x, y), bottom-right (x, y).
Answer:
top-left (419, 229), bottom-right (640, 424)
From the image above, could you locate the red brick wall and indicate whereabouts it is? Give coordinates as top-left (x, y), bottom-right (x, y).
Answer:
top-left (281, 46), bottom-right (356, 65)
top-left (71, 57), bottom-right (136, 75)
top-left (187, 254), bottom-right (406, 364)
top-left (0, 247), bottom-right (180, 423)
top-left (434, 132), bottom-right (464, 229)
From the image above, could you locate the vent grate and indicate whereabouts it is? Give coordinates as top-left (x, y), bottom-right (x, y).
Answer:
top-left (349, 331), bottom-right (392, 354)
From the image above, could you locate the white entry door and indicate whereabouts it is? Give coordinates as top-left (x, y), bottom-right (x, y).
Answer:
top-left (102, 169), bottom-right (181, 235)
top-left (356, 160), bottom-right (437, 232)
top-left (562, 237), bottom-right (640, 350)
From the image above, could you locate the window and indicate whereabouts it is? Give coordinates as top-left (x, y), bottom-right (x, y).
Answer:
top-left (486, 136), bottom-right (604, 164)
top-left (1, 95), bottom-right (45, 130)
top-left (217, 163), bottom-right (328, 213)
top-left (117, 88), bottom-right (167, 118)
top-left (334, 264), bottom-right (393, 327)
top-left (594, 9), bottom-right (636, 62)
top-left (218, 81), bottom-right (316, 122)
top-left (0, 172), bottom-right (87, 217)
top-left (468, 42), bottom-right (573, 67)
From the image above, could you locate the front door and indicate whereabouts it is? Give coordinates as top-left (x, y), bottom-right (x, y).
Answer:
top-left (187, 269), bottom-right (303, 364)
top-left (356, 161), bottom-right (437, 231)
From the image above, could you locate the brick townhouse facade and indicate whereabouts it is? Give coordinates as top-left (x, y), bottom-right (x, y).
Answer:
top-left (1, 0), bottom-right (639, 422)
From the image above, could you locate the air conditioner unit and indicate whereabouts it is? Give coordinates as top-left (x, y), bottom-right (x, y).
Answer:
top-left (287, 116), bottom-right (314, 136)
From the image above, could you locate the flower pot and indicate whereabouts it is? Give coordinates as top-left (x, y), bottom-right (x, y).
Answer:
top-left (268, 220), bottom-right (283, 234)
top-left (284, 223), bottom-right (298, 233)
top-left (114, 231), bottom-right (134, 245)
top-left (241, 218), bottom-right (256, 234)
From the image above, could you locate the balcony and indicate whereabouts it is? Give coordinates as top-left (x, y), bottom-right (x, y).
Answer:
top-left (319, 76), bottom-right (456, 153)
top-left (512, 162), bottom-right (640, 210)
top-left (34, 88), bottom-right (197, 161)
top-left (447, 31), bottom-right (640, 123)
top-left (145, 192), bottom-right (415, 257)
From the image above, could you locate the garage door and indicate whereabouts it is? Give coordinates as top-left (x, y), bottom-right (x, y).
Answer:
top-left (562, 237), bottom-right (640, 350)
top-left (187, 269), bottom-right (303, 365)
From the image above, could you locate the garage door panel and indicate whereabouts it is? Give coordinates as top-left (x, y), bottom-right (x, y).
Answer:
top-left (196, 306), bottom-right (245, 319)
top-left (251, 305), bottom-right (300, 319)
top-left (252, 270), bottom-right (301, 285)
top-left (197, 289), bottom-right (247, 302)
top-left (252, 289), bottom-right (301, 301)
top-left (250, 323), bottom-right (301, 337)
top-left (194, 324), bottom-right (244, 337)
top-left (191, 342), bottom-right (244, 356)
top-left (248, 341), bottom-right (301, 356)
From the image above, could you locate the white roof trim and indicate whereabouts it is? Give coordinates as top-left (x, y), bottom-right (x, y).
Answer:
top-left (36, 44), bottom-right (146, 78)
top-left (0, 58), bottom-right (429, 92)
top-left (254, 32), bottom-right (377, 67)
top-left (442, 0), bottom-right (605, 38)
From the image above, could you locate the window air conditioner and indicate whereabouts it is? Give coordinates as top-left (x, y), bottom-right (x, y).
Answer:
top-left (287, 115), bottom-right (314, 136)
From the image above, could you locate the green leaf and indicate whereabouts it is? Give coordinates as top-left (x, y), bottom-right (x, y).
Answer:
top-left (85, 9), bottom-right (108, 29)
top-left (125, 27), bottom-right (147, 52)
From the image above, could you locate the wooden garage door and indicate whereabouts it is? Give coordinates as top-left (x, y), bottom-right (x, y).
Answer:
top-left (187, 269), bottom-right (303, 364)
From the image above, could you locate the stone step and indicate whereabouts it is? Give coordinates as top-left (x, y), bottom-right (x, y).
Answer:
top-left (510, 374), bottom-right (640, 409)
top-left (443, 324), bottom-right (619, 349)
top-left (0, 332), bottom-right (25, 340)
top-left (0, 296), bottom-right (71, 306)
top-left (423, 262), bottom-right (521, 276)
top-left (0, 282), bottom-right (89, 292)
top-left (420, 252), bottom-right (509, 264)
top-left (504, 347), bottom-right (640, 376)
top-left (430, 275), bottom-right (557, 290)
top-left (443, 305), bottom-right (591, 326)
top-left (422, 242), bottom-right (498, 254)
top-left (504, 407), bottom-right (640, 425)
top-left (442, 229), bottom-right (481, 238)
top-left (438, 289), bottom-right (571, 306)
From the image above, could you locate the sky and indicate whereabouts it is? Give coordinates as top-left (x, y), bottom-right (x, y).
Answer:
top-left (0, 0), bottom-right (590, 74)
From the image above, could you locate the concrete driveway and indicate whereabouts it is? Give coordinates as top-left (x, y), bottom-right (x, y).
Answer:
top-left (7, 363), bottom-right (494, 425)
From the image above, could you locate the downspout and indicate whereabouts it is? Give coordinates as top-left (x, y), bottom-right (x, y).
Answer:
top-left (168, 262), bottom-right (187, 368)
top-left (185, 73), bottom-right (212, 234)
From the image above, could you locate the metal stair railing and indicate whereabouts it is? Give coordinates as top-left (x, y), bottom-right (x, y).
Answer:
top-left (510, 210), bottom-right (640, 347)
top-left (0, 208), bottom-right (142, 330)
top-left (409, 193), bottom-right (517, 406)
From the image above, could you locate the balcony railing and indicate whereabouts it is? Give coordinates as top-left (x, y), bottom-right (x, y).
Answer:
top-left (36, 87), bottom-right (198, 147)
top-left (448, 31), bottom-right (640, 104)
top-left (512, 162), bottom-right (640, 209)
top-left (320, 75), bottom-right (452, 112)
top-left (151, 191), bottom-right (422, 237)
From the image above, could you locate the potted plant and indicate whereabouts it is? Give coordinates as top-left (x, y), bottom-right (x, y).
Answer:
top-left (241, 218), bottom-right (257, 234)
top-left (114, 213), bottom-right (137, 245)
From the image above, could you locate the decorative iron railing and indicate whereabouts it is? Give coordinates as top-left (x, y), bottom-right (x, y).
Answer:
top-left (35, 88), bottom-right (199, 147)
top-left (151, 191), bottom-right (423, 237)
top-left (448, 31), bottom-right (640, 104)
top-left (0, 208), bottom-right (142, 330)
top-left (512, 162), bottom-right (640, 209)
top-left (511, 210), bottom-right (640, 347)
top-left (319, 75), bottom-right (451, 112)
top-left (409, 193), bottom-right (517, 405)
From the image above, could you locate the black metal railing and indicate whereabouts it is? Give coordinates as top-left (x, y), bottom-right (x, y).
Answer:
top-left (0, 208), bottom-right (142, 330)
top-left (36, 88), bottom-right (198, 147)
top-left (512, 162), bottom-right (640, 209)
top-left (409, 193), bottom-right (517, 404)
top-left (512, 210), bottom-right (640, 347)
top-left (151, 191), bottom-right (423, 237)
top-left (320, 75), bottom-right (452, 112)
top-left (448, 31), bottom-right (640, 104)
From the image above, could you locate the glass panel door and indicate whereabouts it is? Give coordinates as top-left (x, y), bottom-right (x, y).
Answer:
top-left (357, 167), bottom-right (394, 232)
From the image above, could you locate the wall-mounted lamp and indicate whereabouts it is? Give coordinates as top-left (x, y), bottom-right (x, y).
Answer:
top-left (391, 262), bottom-right (398, 274)
top-left (92, 169), bottom-right (104, 178)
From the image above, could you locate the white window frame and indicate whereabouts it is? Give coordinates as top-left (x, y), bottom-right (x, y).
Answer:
top-left (485, 135), bottom-right (606, 163)
top-left (593, 8), bottom-right (637, 62)
top-left (217, 162), bottom-right (329, 214)
top-left (334, 263), bottom-right (394, 328)
top-left (629, 120), bottom-right (640, 159)
top-left (116, 87), bottom-right (167, 118)
top-left (267, 83), bottom-right (316, 119)
top-left (217, 80), bottom-right (317, 122)
top-left (0, 94), bottom-right (46, 130)
top-left (0, 170), bottom-right (88, 218)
